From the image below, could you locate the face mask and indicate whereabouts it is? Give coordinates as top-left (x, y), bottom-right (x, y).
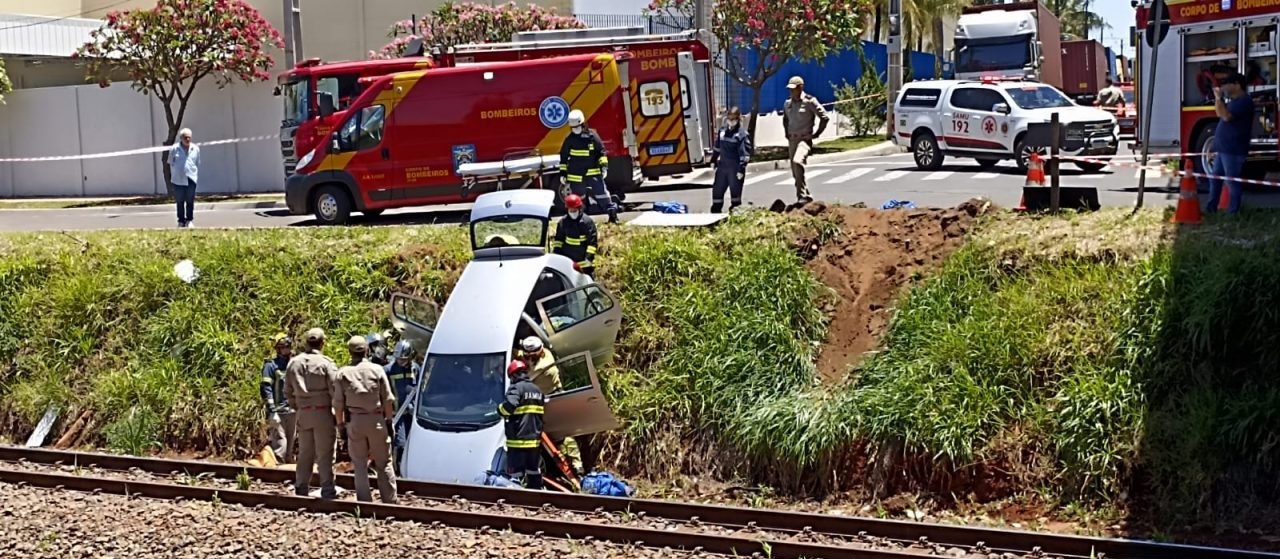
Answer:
top-left (568, 210), bottom-right (582, 219)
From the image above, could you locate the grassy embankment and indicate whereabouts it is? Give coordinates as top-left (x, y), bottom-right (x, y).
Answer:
top-left (1, 208), bottom-right (1278, 531)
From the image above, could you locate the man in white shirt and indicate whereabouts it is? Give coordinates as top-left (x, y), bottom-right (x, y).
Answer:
top-left (169, 128), bottom-right (200, 228)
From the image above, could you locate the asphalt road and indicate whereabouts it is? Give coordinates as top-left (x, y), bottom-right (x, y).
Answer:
top-left (0, 151), bottom-right (1263, 233)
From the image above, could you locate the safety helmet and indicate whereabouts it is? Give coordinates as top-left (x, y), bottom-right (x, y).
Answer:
top-left (507, 359), bottom-right (528, 378)
top-left (272, 332), bottom-right (292, 348)
top-left (348, 335), bottom-right (369, 354)
top-left (521, 336), bottom-right (543, 353)
top-left (564, 194), bottom-right (584, 211)
top-left (393, 339), bottom-right (416, 361)
top-left (568, 109), bottom-right (585, 128)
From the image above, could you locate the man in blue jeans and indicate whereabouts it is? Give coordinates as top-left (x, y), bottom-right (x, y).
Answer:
top-left (1207, 73), bottom-right (1254, 214)
top-left (169, 128), bottom-right (201, 227)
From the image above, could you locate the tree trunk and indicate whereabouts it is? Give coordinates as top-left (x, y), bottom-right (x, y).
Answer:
top-left (747, 83), bottom-right (765, 142)
top-left (933, 17), bottom-right (945, 79)
top-left (873, 5), bottom-right (883, 44)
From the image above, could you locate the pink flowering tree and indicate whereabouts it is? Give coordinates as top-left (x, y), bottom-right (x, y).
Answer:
top-left (375, 2), bottom-right (584, 58)
top-left (76, 0), bottom-right (283, 191)
top-left (648, 0), bottom-right (867, 139)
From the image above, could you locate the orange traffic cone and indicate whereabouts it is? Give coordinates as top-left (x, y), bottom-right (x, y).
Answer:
top-left (1025, 152), bottom-right (1046, 186)
top-left (1170, 160), bottom-right (1203, 225)
top-left (1217, 169), bottom-right (1231, 210)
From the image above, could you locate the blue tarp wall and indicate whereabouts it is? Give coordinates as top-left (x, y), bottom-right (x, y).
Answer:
top-left (730, 40), bottom-right (947, 114)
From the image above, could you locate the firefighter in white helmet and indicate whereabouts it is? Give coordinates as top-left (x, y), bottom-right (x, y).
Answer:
top-left (558, 109), bottom-right (619, 224)
top-left (516, 336), bottom-right (561, 394)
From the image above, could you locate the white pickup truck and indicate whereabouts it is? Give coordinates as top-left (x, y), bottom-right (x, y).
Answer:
top-left (891, 79), bottom-right (1119, 173)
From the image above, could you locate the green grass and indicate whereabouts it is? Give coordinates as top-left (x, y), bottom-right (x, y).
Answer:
top-left (752, 135), bottom-right (885, 162)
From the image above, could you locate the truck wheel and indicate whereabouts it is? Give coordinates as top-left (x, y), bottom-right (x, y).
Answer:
top-left (976, 158), bottom-right (999, 170)
top-left (912, 132), bottom-right (944, 171)
top-left (1014, 138), bottom-right (1045, 173)
top-left (1195, 127), bottom-right (1217, 178)
top-left (313, 185), bottom-right (352, 225)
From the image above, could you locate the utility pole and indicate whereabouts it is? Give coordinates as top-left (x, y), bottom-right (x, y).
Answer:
top-left (281, 0), bottom-right (304, 68)
top-left (886, 0), bottom-right (903, 140)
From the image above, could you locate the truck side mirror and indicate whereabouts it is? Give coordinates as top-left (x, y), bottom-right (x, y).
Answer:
top-left (272, 86), bottom-right (281, 97)
top-left (993, 103), bottom-right (1011, 115)
top-left (318, 92), bottom-right (337, 118)
top-left (331, 138), bottom-right (342, 153)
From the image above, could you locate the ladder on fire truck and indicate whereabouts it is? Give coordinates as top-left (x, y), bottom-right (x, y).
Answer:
top-left (450, 28), bottom-right (702, 55)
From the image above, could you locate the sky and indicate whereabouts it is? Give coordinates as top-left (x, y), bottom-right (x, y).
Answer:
top-left (1094, 0), bottom-right (1138, 57)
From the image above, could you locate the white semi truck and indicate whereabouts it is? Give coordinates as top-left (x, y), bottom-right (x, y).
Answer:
top-left (953, 1), bottom-right (1063, 90)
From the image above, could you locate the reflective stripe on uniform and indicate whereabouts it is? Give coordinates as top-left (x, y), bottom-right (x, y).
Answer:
top-left (569, 149), bottom-right (592, 157)
top-left (578, 260), bottom-right (595, 269)
top-left (566, 174), bottom-right (584, 182)
top-left (550, 240), bottom-right (564, 248)
top-left (564, 236), bottom-right (584, 246)
top-left (597, 156), bottom-right (608, 166)
top-left (507, 438), bottom-right (540, 449)
top-left (497, 406), bottom-right (510, 417)
top-left (514, 405), bottom-right (544, 415)
top-left (586, 246), bottom-right (598, 255)
top-left (586, 169), bottom-right (602, 176)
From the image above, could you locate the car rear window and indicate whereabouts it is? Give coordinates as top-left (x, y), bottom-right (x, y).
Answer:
top-left (899, 88), bottom-right (942, 108)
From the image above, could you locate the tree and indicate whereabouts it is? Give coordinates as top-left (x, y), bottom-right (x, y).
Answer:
top-left (375, 2), bottom-right (584, 58)
top-left (832, 46), bottom-right (886, 136)
top-left (76, 0), bottom-right (283, 193)
top-left (913, 0), bottom-right (973, 78)
top-left (0, 60), bottom-right (11, 103)
top-left (1044, 0), bottom-right (1107, 39)
top-left (649, 0), bottom-right (869, 140)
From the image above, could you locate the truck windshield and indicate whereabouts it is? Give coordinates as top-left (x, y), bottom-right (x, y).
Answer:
top-left (416, 352), bottom-right (506, 431)
top-left (471, 216), bottom-right (549, 250)
top-left (1004, 86), bottom-right (1074, 110)
top-left (282, 79), bottom-right (308, 126)
top-left (955, 37), bottom-right (1032, 74)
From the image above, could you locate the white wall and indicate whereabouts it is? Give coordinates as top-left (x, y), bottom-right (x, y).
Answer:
top-left (0, 80), bottom-right (283, 197)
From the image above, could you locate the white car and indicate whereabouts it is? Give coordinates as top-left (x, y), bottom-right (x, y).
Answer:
top-left (891, 79), bottom-right (1119, 173)
top-left (389, 189), bottom-right (622, 484)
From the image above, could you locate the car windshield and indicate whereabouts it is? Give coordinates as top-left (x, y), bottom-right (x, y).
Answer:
top-left (281, 79), bottom-right (308, 126)
top-left (416, 352), bottom-right (506, 430)
top-left (471, 216), bottom-right (548, 250)
top-left (955, 37), bottom-right (1032, 74)
top-left (1004, 86), bottom-right (1074, 109)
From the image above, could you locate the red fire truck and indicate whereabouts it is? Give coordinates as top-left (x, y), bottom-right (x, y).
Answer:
top-left (276, 57), bottom-right (435, 175)
top-left (284, 52), bottom-right (636, 224)
top-left (1135, 0), bottom-right (1280, 174)
top-left (274, 28), bottom-right (713, 192)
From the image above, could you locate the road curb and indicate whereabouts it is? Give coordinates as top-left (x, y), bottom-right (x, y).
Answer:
top-left (0, 200), bottom-right (286, 214)
top-left (745, 141), bottom-right (904, 174)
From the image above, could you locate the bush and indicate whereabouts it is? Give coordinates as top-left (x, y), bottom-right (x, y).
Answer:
top-left (833, 46), bottom-right (886, 137)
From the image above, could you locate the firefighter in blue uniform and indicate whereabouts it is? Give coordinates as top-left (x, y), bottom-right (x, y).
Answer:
top-left (498, 360), bottom-right (547, 489)
top-left (710, 106), bottom-right (752, 213)
top-left (261, 333), bottom-right (296, 463)
top-left (384, 340), bottom-right (419, 468)
top-left (559, 109), bottom-right (619, 224)
top-left (551, 194), bottom-right (599, 277)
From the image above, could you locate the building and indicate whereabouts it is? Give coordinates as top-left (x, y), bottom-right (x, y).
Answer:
top-left (0, 0), bottom-right (567, 197)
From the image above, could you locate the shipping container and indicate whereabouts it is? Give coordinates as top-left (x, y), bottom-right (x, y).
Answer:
top-left (1061, 39), bottom-right (1110, 98)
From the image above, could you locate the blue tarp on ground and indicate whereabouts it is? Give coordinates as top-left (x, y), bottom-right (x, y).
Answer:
top-left (731, 40), bottom-right (948, 114)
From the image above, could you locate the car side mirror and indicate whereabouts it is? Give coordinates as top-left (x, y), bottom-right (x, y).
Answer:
top-left (331, 138), bottom-right (341, 152)
top-left (993, 103), bottom-right (1011, 115)
top-left (318, 92), bottom-right (336, 117)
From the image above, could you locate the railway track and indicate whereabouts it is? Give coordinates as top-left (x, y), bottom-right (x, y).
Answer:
top-left (0, 445), bottom-right (1274, 559)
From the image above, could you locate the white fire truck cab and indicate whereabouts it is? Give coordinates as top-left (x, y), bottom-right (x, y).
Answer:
top-left (892, 78), bottom-right (1119, 173)
top-left (1134, 1), bottom-right (1280, 174)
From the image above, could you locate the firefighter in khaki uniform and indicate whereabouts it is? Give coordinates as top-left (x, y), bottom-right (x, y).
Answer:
top-left (551, 194), bottom-right (600, 277)
top-left (782, 76), bottom-right (829, 204)
top-left (499, 360), bottom-right (547, 489)
top-left (559, 109), bottom-right (619, 224)
top-left (284, 328), bottom-right (339, 499)
top-left (333, 335), bottom-right (398, 504)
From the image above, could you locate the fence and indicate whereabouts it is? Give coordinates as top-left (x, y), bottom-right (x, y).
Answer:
top-left (573, 13), bottom-right (693, 35)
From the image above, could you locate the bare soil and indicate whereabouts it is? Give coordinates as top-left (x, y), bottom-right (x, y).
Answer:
top-left (788, 199), bottom-right (991, 382)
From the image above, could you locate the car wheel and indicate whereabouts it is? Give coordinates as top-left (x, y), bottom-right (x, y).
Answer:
top-left (1014, 137), bottom-right (1046, 173)
top-left (362, 209), bottom-right (385, 217)
top-left (1196, 127), bottom-right (1216, 176)
top-left (1074, 161), bottom-right (1107, 173)
top-left (313, 185), bottom-right (352, 225)
top-left (976, 158), bottom-right (1000, 170)
top-left (912, 132), bottom-right (944, 171)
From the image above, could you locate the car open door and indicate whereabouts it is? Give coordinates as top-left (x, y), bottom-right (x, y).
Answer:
top-left (677, 52), bottom-right (708, 165)
top-left (389, 292), bottom-right (438, 354)
top-left (543, 351), bottom-right (620, 440)
top-left (535, 283), bottom-right (621, 367)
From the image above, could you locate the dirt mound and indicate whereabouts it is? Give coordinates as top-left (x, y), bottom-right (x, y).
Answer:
top-left (791, 199), bottom-right (990, 382)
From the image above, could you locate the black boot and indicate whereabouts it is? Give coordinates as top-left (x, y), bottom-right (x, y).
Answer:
top-left (608, 208), bottom-right (619, 224)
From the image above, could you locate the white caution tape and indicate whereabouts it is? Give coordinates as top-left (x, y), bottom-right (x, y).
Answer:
top-left (1175, 169), bottom-right (1280, 188)
top-left (0, 134), bottom-right (280, 163)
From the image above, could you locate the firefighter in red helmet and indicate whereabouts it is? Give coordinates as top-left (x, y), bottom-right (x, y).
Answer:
top-left (550, 194), bottom-right (600, 277)
top-left (499, 360), bottom-right (546, 489)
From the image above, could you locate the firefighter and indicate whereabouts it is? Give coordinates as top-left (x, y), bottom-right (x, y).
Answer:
top-left (710, 106), bottom-right (752, 213)
top-left (551, 194), bottom-right (599, 277)
top-left (385, 340), bottom-right (419, 467)
top-left (517, 336), bottom-right (561, 394)
top-left (261, 333), bottom-right (297, 463)
top-left (334, 335), bottom-right (398, 503)
top-left (559, 109), bottom-right (618, 224)
top-left (499, 360), bottom-right (547, 490)
top-left (284, 328), bottom-right (339, 499)
top-left (366, 332), bottom-right (389, 366)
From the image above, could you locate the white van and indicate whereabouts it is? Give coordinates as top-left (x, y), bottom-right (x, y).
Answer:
top-left (389, 189), bottom-right (623, 484)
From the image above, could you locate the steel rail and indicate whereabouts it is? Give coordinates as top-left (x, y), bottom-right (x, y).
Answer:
top-left (0, 467), bottom-right (918, 559)
top-left (3, 446), bottom-right (1276, 559)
